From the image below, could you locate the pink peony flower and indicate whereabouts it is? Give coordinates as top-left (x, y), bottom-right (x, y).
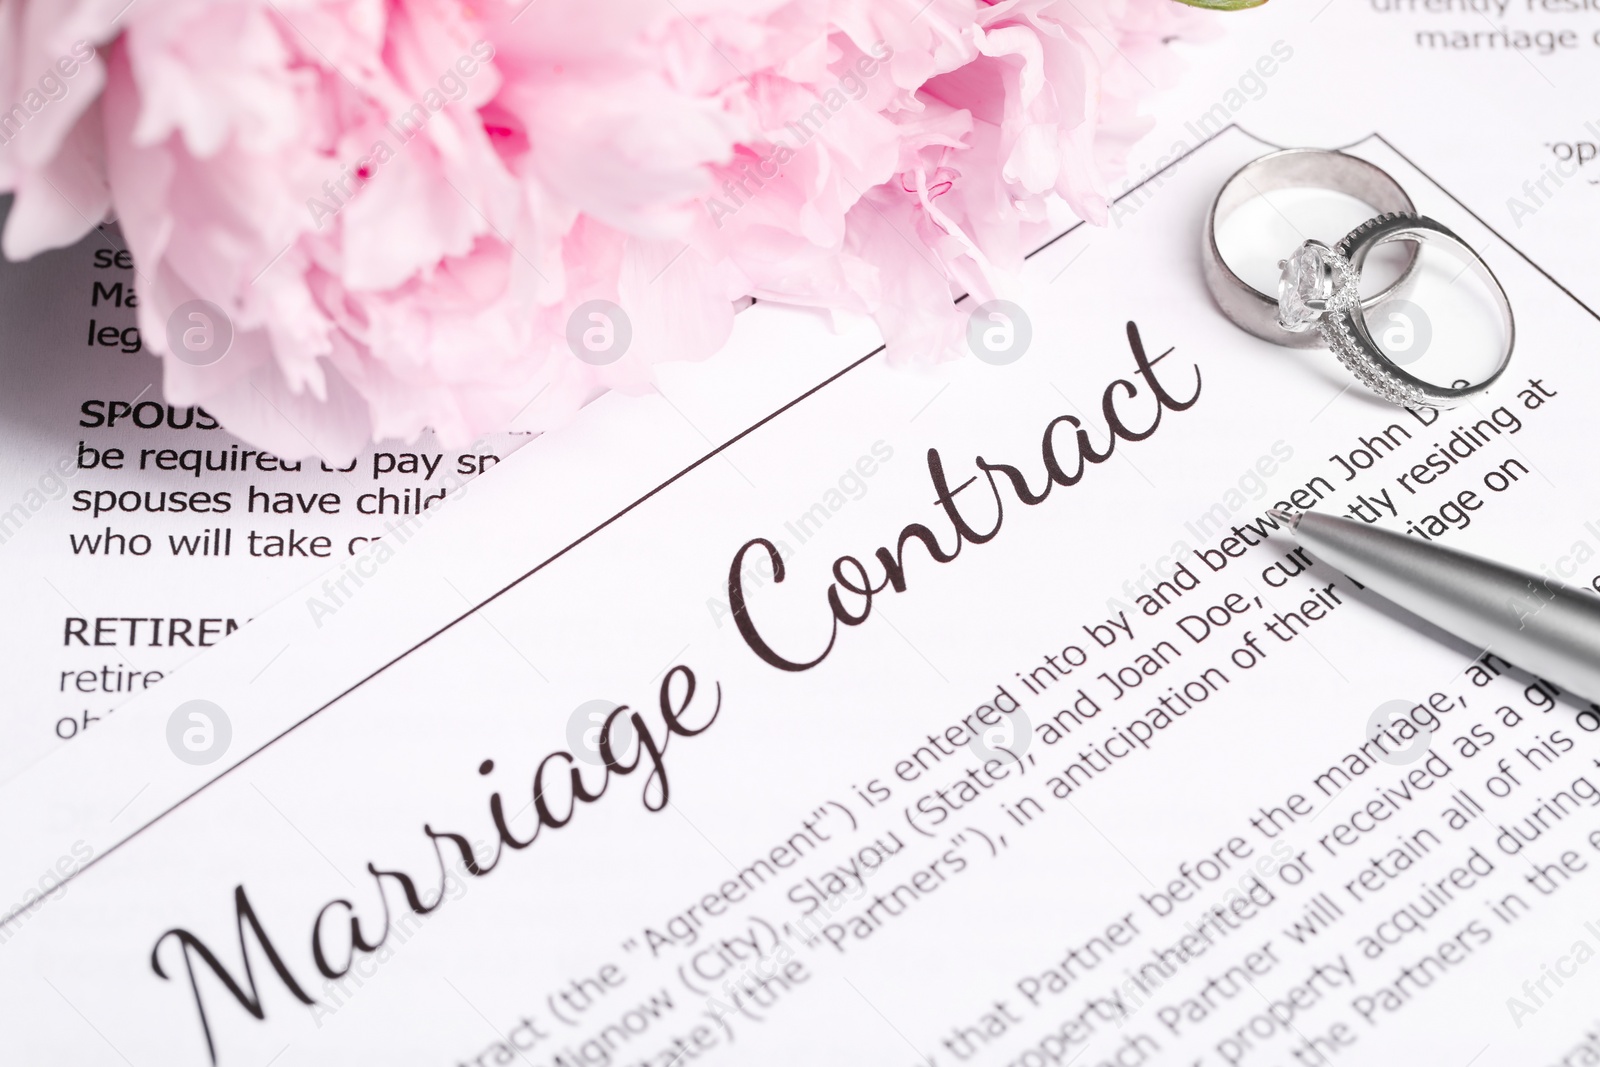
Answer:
top-left (0, 0), bottom-right (1213, 458)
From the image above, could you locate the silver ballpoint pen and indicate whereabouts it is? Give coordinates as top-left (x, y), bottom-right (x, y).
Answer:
top-left (1268, 508), bottom-right (1600, 705)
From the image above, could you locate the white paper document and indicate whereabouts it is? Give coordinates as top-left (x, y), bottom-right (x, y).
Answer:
top-left (0, 225), bottom-right (537, 784)
top-left (0, 226), bottom-right (851, 787)
top-left (4, 128), bottom-right (1600, 1067)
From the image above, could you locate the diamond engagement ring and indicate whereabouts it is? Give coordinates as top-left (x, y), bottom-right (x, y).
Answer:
top-left (1277, 213), bottom-right (1514, 409)
top-left (1203, 148), bottom-right (1419, 348)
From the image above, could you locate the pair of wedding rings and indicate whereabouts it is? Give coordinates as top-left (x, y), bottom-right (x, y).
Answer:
top-left (1202, 149), bottom-right (1513, 409)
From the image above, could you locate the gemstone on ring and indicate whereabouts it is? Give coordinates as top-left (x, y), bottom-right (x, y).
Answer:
top-left (1276, 240), bottom-right (1340, 332)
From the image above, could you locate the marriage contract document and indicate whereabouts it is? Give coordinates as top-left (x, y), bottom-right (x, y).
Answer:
top-left (2, 128), bottom-right (1599, 1067)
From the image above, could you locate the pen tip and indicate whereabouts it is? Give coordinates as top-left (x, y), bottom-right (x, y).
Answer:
top-left (1267, 508), bottom-right (1301, 529)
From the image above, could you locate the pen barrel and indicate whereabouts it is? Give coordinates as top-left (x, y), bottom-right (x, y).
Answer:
top-left (1294, 512), bottom-right (1600, 706)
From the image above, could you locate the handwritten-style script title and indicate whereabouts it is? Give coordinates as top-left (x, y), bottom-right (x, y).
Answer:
top-left (728, 322), bottom-right (1202, 670)
top-left (150, 668), bottom-right (721, 1064)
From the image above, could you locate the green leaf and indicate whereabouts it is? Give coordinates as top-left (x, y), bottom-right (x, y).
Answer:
top-left (1171, 0), bottom-right (1270, 9)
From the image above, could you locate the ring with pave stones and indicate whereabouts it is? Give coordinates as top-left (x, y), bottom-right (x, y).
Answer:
top-left (1277, 212), bottom-right (1514, 410)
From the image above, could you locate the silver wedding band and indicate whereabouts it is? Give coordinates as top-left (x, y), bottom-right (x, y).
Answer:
top-left (1203, 148), bottom-right (1419, 348)
top-left (1203, 148), bottom-right (1514, 409)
